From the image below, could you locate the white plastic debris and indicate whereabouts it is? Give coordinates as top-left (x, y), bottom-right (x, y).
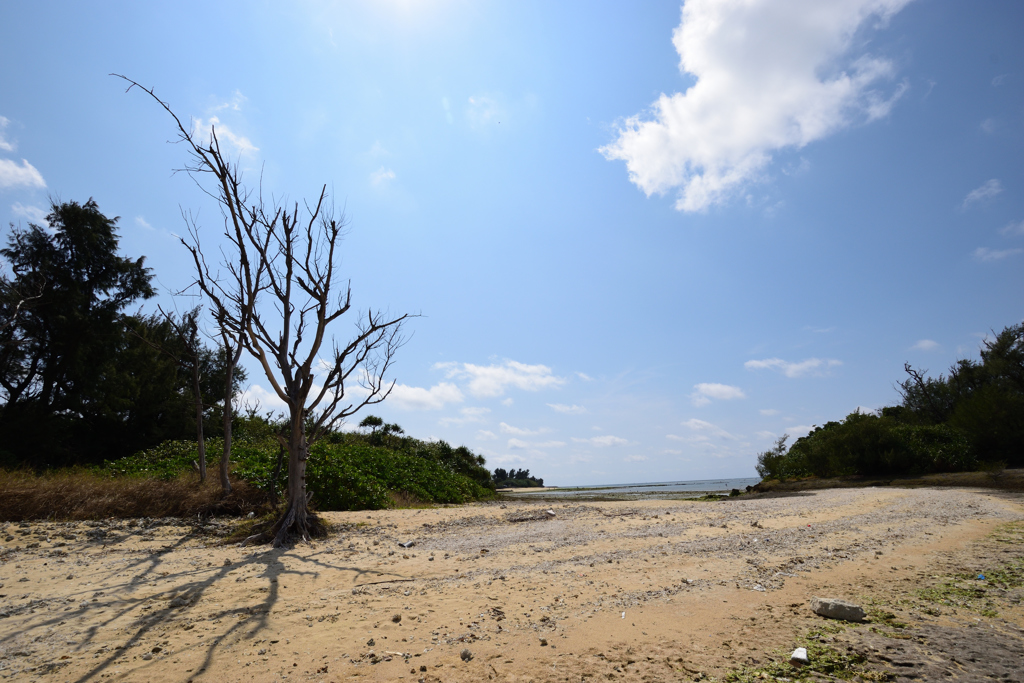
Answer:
top-left (545, 509), bottom-right (556, 518)
top-left (621, 612), bottom-right (625, 619)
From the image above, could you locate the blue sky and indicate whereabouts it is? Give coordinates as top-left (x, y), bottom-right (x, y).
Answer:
top-left (1, 0), bottom-right (1022, 485)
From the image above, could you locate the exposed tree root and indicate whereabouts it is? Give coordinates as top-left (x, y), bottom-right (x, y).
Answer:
top-left (239, 506), bottom-right (330, 547)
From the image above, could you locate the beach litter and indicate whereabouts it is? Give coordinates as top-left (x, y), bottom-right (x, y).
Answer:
top-left (399, 541), bottom-right (415, 548)
top-left (545, 509), bottom-right (556, 518)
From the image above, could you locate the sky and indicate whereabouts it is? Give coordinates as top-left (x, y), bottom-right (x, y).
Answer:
top-left (1, 0), bottom-right (1022, 485)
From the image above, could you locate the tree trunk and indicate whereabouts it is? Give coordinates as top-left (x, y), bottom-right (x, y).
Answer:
top-left (193, 361), bottom-right (206, 483)
top-left (220, 359), bottom-right (234, 494)
top-left (273, 407), bottom-right (312, 547)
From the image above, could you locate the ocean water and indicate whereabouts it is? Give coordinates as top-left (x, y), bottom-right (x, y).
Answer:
top-left (507, 477), bottom-right (762, 499)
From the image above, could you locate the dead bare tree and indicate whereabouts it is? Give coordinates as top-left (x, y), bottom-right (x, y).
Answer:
top-left (117, 75), bottom-right (413, 546)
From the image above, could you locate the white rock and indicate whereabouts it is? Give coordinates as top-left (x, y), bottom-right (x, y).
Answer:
top-left (810, 596), bottom-right (866, 622)
top-left (789, 647), bottom-right (809, 666)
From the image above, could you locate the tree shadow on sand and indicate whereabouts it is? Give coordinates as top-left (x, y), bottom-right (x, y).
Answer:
top-left (0, 524), bottom-right (410, 682)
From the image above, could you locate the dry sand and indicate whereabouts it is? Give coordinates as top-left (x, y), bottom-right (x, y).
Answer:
top-left (0, 487), bottom-right (1022, 682)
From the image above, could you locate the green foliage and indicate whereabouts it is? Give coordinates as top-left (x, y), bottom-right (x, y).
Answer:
top-left (105, 429), bottom-right (496, 511)
top-left (755, 412), bottom-right (976, 480)
top-left (492, 467), bottom-right (544, 487)
top-left (756, 323), bottom-right (1022, 480)
top-left (0, 200), bottom-right (244, 467)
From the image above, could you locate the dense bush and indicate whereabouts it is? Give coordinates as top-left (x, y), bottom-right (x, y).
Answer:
top-left (104, 432), bottom-right (495, 511)
top-left (756, 412), bottom-right (976, 480)
top-left (756, 323), bottom-right (1022, 481)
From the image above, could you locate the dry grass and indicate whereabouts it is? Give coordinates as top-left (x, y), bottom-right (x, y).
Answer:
top-left (0, 469), bottom-right (269, 521)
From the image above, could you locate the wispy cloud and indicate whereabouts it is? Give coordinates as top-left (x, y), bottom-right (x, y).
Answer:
top-left (192, 116), bottom-right (258, 156)
top-left (436, 359), bottom-right (566, 398)
top-left (745, 357), bottom-right (842, 378)
top-left (759, 408), bottom-right (780, 416)
top-left (690, 382), bottom-right (745, 407)
top-left (911, 339), bottom-right (939, 351)
top-left (999, 220), bottom-right (1024, 236)
top-left (386, 382), bottom-right (464, 410)
top-left (476, 430), bottom-right (497, 440)
top-left (212, 90), bottom-right (247, 112)
top-left (572, 435), bottom-right (628, 447)
top-left (682, 418), bottom-right (737, 441)
top-left (624, 455), bottom-right (648, 462)
top-left (466, 94), bottom-right (502, 129)
top-left (0, 158), bottom-right (45, 189)
top-left (974, 247), bottom-right (1022, 262)
top-left (601, 0), bottom-right (911, 212)
top-left (499, 422), bottom-right (549, 437)
top-left (439, 406), bottom-right (490, 427)
top-left (547, 403), bottom-right (586, 415)
top-left (0, 116), bottom-right (14, 152)
top-left (962, 179), bottom-right (1003, 209)
top-left (11, 202), bottom-right (48, 225)
top-left (576, 372), bottom-right (593, 381)
top-left (370, 166), bottom-right (396, 186)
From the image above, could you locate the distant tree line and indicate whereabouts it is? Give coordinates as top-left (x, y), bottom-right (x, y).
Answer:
top-left (756, 324), bottom-right (1024, 480)
top-left (0, 200), bottom-right (245, 469)
top-left (492, 467), bottom-right (544, 488)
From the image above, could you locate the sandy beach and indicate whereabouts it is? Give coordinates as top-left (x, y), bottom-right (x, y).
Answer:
top-left (1, 486), bottom-right (1022, 682)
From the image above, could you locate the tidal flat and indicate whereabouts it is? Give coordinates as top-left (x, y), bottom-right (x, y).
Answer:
top-left (0, 487), bottom-right (1021, 682)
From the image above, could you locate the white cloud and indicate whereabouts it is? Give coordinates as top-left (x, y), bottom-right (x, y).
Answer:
top-left (974, 247), bottom-right (1023, 262)
top-left (759, 408), bottom-right (780, 416)
top-left (690, 382), bottom-right (746, 406)
top-left (1000, 220), bottom-right (1024, 236)
top-left (212, 90), bottom-right (247, 112)
top-left (476, 430), bottom-right (497, 440)
top-left (663, 448), bottom-right (684, 455)
top-left (0, 116), bottom-right (14, 152)
top-left (601, 0), bottom-right (911, 212)
top-left (436, 359), bottom-right (566, 398)
top-left (192, 116), bottom-right (258, 156)
top-left (0, 158), bottom-right (45, 189)
top-left (438, 406), bottom-right (490, 427)
top-left (237, 383), bottom-right (288, 414)
top-left (576, 372), bottom-right (593, 381)
top-left (992, 74), bottom-right (1009, 87)
top-left (499, 422), bottom-right (549, 436)
top-left (135, 216), bottom-right (157, 232)
top-left (786, 424), bottom-right (815, 436)
top-left (370, 167), bottom-right (396, 186)
top-left (683, 418), bottom-right (737, 440)
top-left (441, 97), bottom-right (453, 124)
top-left (508, 438), bottom-right (564, 452)
top-left (624, 454), bottom-right (649, 462)
top-left (745, 357), bottom-right (842, 378)
top-left (572, 435), bottom-right (628, 447)
top-left (755, 430), bottom-right (778, 440)
top-left (962, 179), bottom-right (1003, 208)
top-left (466, 94), bottom-right (502, 129)
top-left (980, 118), bottom-right (996, 134)
top-left (11, 202), bottom-right (48, 225)
top-left (501, 397), bottom-right (514, 406)
top-left (547, 403), bottom-right (587, 414)
top-left (386, 382), bottom-right (464, 410)
top-left (911, 339), bottom-right (939, 351)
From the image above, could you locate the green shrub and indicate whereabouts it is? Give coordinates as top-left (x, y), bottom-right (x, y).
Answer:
top-left (105, 434), bottom-right (494, 511)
